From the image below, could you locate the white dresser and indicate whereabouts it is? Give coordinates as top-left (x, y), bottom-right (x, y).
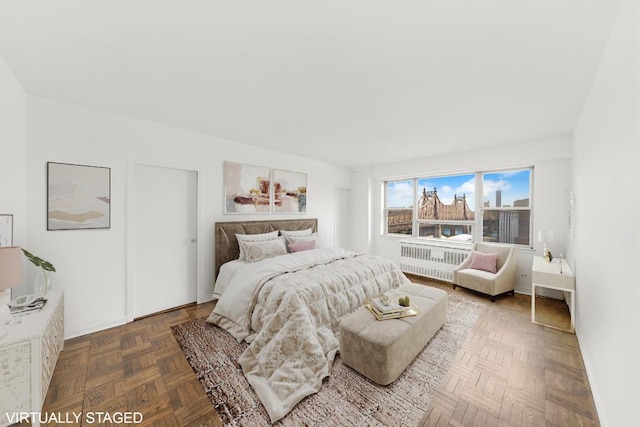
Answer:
top-left (0, 290), bottom-right (64, 427)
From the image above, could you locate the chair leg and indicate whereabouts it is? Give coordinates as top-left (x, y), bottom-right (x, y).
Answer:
top-left (491, 296), bottom-right (496, 302)
top-left (453, 284), bottom-right (457, 289)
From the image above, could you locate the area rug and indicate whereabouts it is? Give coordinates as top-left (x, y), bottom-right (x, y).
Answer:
top-left (172, 294), bottom-right (483, 426)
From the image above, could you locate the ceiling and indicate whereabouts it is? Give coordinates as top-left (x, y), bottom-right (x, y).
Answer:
top-left (0, 0), bottom-right (623, 169)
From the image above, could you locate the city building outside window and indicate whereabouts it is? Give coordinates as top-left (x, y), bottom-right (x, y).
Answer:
top-left (481, 169), bottom-right (532, 246)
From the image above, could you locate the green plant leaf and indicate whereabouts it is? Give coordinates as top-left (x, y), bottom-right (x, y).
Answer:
top-left (21, 248), bottom-right (56, 272)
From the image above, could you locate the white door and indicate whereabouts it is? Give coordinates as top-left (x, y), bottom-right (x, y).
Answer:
top-left (335, 187), bottom-right (351, 250)
top-left (134, 164), bottom-right (197, 318)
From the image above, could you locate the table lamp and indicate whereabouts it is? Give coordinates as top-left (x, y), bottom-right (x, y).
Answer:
top-left (538, 230), bottom-right (555, 262)
top-left (0, 246), bottom-right (22, 339)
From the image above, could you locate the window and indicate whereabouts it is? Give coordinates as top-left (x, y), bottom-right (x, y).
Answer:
top-left (384, 168), bottom-right (533, 246)
top-left (384, 180), bottom-right (413, 235)
top-left (482, 169), bottom-right (532, 245)
top-left (416, 174), bottom-right (475, 240)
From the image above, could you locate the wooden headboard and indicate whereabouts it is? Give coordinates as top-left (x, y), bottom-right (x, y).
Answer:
top-left (214, 218), bottom-right (318, 278)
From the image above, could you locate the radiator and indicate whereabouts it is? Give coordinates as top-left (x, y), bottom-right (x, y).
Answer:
top-left (399, 240), bottom-right (471, 282)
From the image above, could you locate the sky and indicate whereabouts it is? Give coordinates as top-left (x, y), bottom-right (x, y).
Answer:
top-left (482, 170), bottom-right (531, 207)
top-left (418, 174), bottom-right (476, 209)
top-left (387, 169), bottom-right (531, 210)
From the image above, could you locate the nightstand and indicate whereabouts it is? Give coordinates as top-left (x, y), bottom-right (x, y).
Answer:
top-left (531, 256), bottom-right (575, 333)
top-left (0, 290), bottom-right (64, 427)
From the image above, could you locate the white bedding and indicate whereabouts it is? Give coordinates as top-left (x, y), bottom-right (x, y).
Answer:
top-left (210, 247), bottom-right (355, 341)
top-left (211, 259), bottom-right (246, 300)
top-left (207, 247), bottom-right (410, 422)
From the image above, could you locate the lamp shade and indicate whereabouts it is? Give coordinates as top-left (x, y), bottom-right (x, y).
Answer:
top-left (537, 230), bottom-right (555, 243)
top-left (0, 246), bottom-right (22, 291)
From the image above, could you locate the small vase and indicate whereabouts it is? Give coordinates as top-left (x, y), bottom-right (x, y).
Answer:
top-left (35, 269), bottom-right (50, 295)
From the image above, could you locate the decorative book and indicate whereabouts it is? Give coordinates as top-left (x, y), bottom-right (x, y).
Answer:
top-left (366, 302), bottom-right (419, 321)
top-left (366, 294), bottom-right (419, 321)
top-left (9, 297), bottom-right (47, 315)
top-left (369, 296), bottom-right (404, 315)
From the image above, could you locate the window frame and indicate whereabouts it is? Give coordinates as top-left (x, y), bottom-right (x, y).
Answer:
top-left (382, 178), bottom-right (415, 236)
top-left (480, 168), bottom-right (534, 246)
top-left (416, 220), bottom-right (474, 237)
top-left (383, 167), bottom-right (534, 247)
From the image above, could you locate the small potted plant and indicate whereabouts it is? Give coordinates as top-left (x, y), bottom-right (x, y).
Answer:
top-left (21, 249), bottom-right (56, 295)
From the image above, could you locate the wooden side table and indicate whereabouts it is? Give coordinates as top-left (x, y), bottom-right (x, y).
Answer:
top-left (531, 256), bottom-right (575, 333)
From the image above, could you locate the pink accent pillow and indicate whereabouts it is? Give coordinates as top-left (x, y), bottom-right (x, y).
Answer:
top-left (289, 240), bottom-right (317, 252)
top-left (469, 251), bottom-right (498, 273)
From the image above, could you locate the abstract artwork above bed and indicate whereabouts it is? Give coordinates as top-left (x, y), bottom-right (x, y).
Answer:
top-left (223, 161), bottom-right (272, 214)
top-left (272, 169), bottom-right (307, 213)
top-left (223, 161), bottom-right (308, 215)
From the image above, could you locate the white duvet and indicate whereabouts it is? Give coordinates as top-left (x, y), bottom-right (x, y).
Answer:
top-left (206, 247), bottom-right (409, 422)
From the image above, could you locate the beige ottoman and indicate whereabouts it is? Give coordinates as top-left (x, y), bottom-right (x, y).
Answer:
top-left (339, 283), bottom-right (447, 385)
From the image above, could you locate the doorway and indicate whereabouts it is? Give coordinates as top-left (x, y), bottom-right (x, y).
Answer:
top-left (132, 164), bottom-right (198, 318)
top-left (335, 187), bottom-right (351, 250)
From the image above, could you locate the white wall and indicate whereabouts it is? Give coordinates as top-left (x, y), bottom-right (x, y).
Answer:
top-left (25, 96), bottom-right (351, 338)
top-left (349, 168), bottom-right (372, 254)
top-left (572, 0), bottom-right (639, 425)
top-left (352, 135), bottom-right (572, 295)
top-left (0, 55), bottom-right (26, 251)
top-left (0, 54), bottom-right (26, 310)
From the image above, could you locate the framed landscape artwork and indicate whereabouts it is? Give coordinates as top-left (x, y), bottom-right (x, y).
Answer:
top-left (47, 162), bottom-right (111, 230)
top-left (272, 169), bottom-right (307, 213)
top-left (0, 214), bottom-right (13, 246)
top-left (224, 161), bottom-right (272, 214)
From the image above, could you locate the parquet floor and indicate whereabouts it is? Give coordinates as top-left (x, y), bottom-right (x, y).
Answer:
top-left (34, 277), bottom-right (598, 426)
top-left (39, 302), bottom-right (221, 427)
top-left (416, 277), bottom-right (599, 427)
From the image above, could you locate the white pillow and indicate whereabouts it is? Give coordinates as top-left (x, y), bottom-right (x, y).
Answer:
top-left (236, 231), bottom-right (279, 260)
top-left (280, 228), bottom-right (313, 237)
top-left (239, 237), bottom-right (287, 263)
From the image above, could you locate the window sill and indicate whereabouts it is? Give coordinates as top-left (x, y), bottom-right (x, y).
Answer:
top-left (382, 234), bottom-right (535, 252)
top-left (383, 235), bottom-right (473, 248)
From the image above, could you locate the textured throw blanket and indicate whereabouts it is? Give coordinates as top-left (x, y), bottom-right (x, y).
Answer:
top-left (207, 248), bottom-right (409, 422)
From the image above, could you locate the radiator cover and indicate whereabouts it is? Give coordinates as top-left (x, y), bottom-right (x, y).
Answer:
top-left (399, 240), bottom-right (471, 282)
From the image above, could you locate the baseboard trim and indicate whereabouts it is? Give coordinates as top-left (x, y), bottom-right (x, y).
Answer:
top-left (65, 316), bottom-right (128, 340)
top-left (133, 302), bottom-right (196, 321)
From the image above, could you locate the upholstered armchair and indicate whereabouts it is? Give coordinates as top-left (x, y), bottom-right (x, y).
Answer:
top-left (453, 242), bottom-right (517, 302)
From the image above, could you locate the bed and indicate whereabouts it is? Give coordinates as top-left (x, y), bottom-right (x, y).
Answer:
top-left (207, 219), bottom-right (410, 422)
